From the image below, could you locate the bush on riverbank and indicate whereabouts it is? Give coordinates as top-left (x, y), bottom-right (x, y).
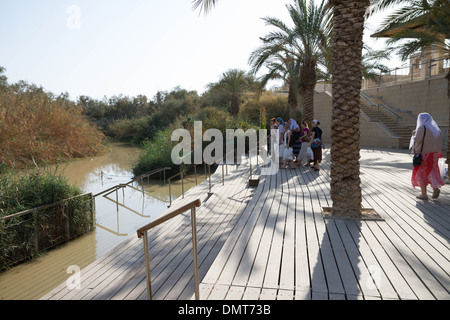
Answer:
top-left (132, 128), bottom-right (178, 177)
top-left (0, 72), bottom-right (105, 169)
top-left (131, 106), bottom-right (261, 177)
top-left (0, 167), bottom-right (82, 217)
top-left (0, 168), bottom-right (95, 271)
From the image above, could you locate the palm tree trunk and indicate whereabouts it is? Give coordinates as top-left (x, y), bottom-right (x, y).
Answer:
top-left (329, 0), bottom-right (369, 217)
top-left (230, 96), bottom-right (240, 116)
top-left (302, 84), bottom-right (315, 125)
top-left (446, 70), bottom-right (450, 182)
top-left (288, 84), bottom-right (298, 120)
top-left (299, 63), bottom-right (316, 126)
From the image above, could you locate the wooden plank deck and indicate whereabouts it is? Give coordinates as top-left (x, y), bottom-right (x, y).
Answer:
top-left (197, 148), bottom-right (450, 300)
top-left (41, 148), bottom-right (450, 300)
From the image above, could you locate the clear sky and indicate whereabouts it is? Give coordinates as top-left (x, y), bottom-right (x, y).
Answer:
top-left (0, 0), bottom-right (395, 101)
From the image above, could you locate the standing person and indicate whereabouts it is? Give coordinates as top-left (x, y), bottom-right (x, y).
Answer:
top-left (297, 121), bottom-right (310, 165)
top-left (276, 118), bottom-right (285, 166)
top-left (309, 120), bottom-right (324, 171)
top-left (288, 119), bottom-right (302, 161)
top-left (411, 113), bottom-right (444, 200)
top-left (268, 118), bottom-right (277, 155)
top-left (283, 122), bottom-right (295, 169)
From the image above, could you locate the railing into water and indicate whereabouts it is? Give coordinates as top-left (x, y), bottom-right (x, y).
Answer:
top-left (136, 198), bottom-right (202, 300)
top-left (132, 154), bottom-right (261, 299)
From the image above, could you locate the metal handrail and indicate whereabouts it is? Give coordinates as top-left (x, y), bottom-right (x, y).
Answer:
top-left (360, 91), bottom-right (402, 135)
top-left (93, 167), bottom-right (172, 198)
top-left (167, 165), bottom-right (184, 207)
top-left (0, 192), bottom-right (94, 221)
top-left (136, 198), bottom-right (202, 300)
top-left (126, 167), bottom-right (172, 186)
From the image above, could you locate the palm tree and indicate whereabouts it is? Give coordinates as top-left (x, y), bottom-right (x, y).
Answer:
top-left (361, 45), bottom-right (391, 84)
top-left (248, 0), bottom-right (331, 125)
top-left (249, 42), bottom-right (301, 119)
top-left (289, 0), bottom-right (331, 126)
top-left (208, 69), bottom-right (249, 115)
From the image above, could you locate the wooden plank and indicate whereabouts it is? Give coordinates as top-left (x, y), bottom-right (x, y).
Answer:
top-left (291, 168), bottom-right (312, 292)
top-left (334, 220), bottom-right (383, 299)
top-left (302, 167), bottom-right (345, 295)
top-left (361, 221), bottom-right (418, 299)
top-left (202, 172), bottom-right (272, 286)
top-left (279, 169), bottom-right (296, 291)
top-left (277, 289), bottom-right (294, 300)
top-left (231, 174), bottom-right (277, 288)
top-left (262, 169), bottom-right (288, 289)
top-left (295, 169), bottom-right (328, 294)
top-left (242, 286), bottom-right (260, 300)
top-left (162, 172), bottom-right (251, 300)
top-left (245, 174), bottom-right (278, 289)
top-left (131, 166), bottom-right (251, 300)
top-left (179, 172), bottom-right (255, 298)
top-left (345, 221), bottom-right (400, 300)
top-left (207, 284), bottom-right (229, 300)
top-left (260, 288), bottom-right (277, 300)
top-left (225, 285), bottom-right (245, 300)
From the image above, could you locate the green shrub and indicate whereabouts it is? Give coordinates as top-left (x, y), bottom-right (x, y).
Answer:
top-left (0, 168), bottom-right (94, 271)
top-left (132, 129), bottom-right (184, 178)
top-left (0, 168), bottom-right (82, 217)
top-left (239, 92), bottom-right (301, 127)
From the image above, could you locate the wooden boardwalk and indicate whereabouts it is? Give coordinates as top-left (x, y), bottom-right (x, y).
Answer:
top-left (42, 148), bottom-right (450, 300)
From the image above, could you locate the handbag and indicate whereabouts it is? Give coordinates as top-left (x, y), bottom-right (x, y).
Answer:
top-left (304, 132), bottom-right (312, 143)
top-left (413, 127), bottom-right (426, 167)
top-left (311, 138), bottom-right (321, 149)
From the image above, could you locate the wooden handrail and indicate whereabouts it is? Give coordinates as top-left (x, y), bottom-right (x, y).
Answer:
top-left (137, 198), bottom-right (202, 300)
top-left (136, 198), bottom-right (201, 238)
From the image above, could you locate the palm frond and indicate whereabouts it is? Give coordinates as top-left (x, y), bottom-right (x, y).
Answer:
top-left (192, 0), bottom-right (218, 14)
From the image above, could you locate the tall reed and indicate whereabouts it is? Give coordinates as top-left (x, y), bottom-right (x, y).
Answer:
top-left (0, 82), bottom-right (104, 168)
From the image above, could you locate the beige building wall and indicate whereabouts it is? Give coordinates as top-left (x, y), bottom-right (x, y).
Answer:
top-left (313, 75), bottom-right (449, 150)
top-left (313, 91), bottom-right (402, 149)
top-left (363, 76), bottom-right (449, 128)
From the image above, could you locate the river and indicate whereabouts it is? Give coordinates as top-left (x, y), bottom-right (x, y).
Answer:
top-left (0, 142), bottom-right (204, 300)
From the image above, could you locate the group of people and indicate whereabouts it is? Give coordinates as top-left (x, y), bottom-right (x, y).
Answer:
top-left (267, 112), bottom-right (445, 201)
top-left (269, 117), bottom-right (325, 171)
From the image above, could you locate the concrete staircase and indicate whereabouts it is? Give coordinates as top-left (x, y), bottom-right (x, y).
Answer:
top-left (360, 92), bottom-right (414, 149)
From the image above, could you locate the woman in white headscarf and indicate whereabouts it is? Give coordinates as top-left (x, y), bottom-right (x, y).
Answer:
top-left (287, 119), bottom-right (302, 159)
top-left (411, 113), bottom-right (444, 200)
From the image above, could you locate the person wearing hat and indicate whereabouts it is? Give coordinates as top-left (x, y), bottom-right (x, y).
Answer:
top-left (309, 120), bottom-right (324, 171)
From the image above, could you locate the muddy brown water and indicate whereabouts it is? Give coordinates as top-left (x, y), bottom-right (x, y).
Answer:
top-left (0, 142), bottom-right (205, 300)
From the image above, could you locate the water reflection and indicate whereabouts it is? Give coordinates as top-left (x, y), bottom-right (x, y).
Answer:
top-left (0, 142), bottom-right (204, 300)
top-left (62, 142), bottom-right (203, 256)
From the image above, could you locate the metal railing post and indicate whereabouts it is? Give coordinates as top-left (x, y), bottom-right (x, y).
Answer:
top-left (180, 164), bottom-right (184, 199)
top-left (136, 199), bottom-right (201, 300)
top-left (190, 207), bottom-right (200, 300)
top-left (142, 231), bottom-right (152, 300)
top-left (208, 164), bottom-right (212, 195)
